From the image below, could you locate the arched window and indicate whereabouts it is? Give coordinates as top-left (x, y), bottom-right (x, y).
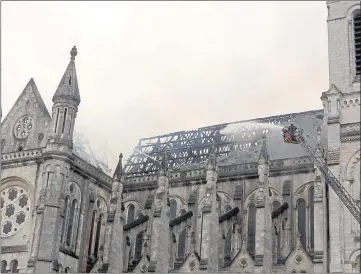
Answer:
top-left (66, 199), bottom-right (77, 246)
top-left (272, 201), bottom-right (281, 264)
top-left (88, 210), bottom-right (96, 256)
top-left (58, 264), bottom-right (63, 273)
top-left (308, 187), bottom-right (314, 251)
top-left (127, 204), bottom-right (135, 224)
top-left (224, 228), bottom-right (232, 263)
top-left (356, 254), bottom-right (360, 273)
top-left (297, 199), bottom-right (306, 248)
top-left (65, 267), bottom-right (70, 273)
top-left (354, 10), bottom-right (361, 75)
top-left (170, 200), bottom-right (177, 220)
top-left (1, 261), bottom-right (7, 273)
top-left (134, 231), bottom-right (144, 261)
top-left (178, 228), bottom-right (186, 259)
top-left (247, 204), bottom-right (256, 256)
top-left (10, 259), bottom-right (18, 273)
top-left (94, 214), bottom-right (103, 258)
top-left (61, 196), bottom-right (70, 243)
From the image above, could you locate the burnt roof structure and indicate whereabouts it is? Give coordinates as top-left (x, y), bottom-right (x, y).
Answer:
top-left (124, 109), bottom-right (324, 177)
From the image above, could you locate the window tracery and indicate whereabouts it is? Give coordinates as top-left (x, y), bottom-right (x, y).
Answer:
top-left (61, 182), bottom-right (81, 251)
top-left (13, 116), bottom-right (33, 140)
top-left (1, 186), bottom-right (31, 237)
top-left (88, 197), bottom-right (107, 259)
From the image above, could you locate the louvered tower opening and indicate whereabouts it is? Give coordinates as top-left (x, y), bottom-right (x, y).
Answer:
top-left (354, 10), bottom-right (361, 75)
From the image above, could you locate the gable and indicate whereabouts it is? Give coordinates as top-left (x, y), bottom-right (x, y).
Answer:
top-left (178, 250), bottom-right (200, 272)
top-left (1, 79), bottom-right (52, 153)
top-left (284, 244), bottom-right (313, 273)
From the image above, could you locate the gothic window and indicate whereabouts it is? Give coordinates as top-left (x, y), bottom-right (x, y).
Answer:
top-left (127, 204), bottom-right (135, 224)
top-left (247, 204), bottom-right (256, 256)
top-left (308, 187), bottom-right (314, 251)
top-left (297, 199), bottom-right (306, 248)
top-left (272, 201), bottom-right (281, 264)
top-left (224, 228), bottom-right (232, 263)
top-left (62, 182), bottom-right (81, 252)
top-left (178, 228), bottom-right (186, 259)
top-left (55, 108), bottom-right (60, 133)
top-left (10, 260), bottom-right (18, 273)
top-left (354, 10), bottom-right (361, 75)
top-left (1, 186), bottom-right (31, 238)
top-left (134, 231), bottom-right (144, 262)
top-left (66, 199), bottom-right (77, 247)
top-left (88, 198), bottom-right (107, 258)
top-left (88, 210), bottom-right (96, 256)
top-left (94, 214), bottom-right (103, 258)
top-left (61, 196), bottom-right (69, 243)
top-left (62, 108), bottom-right (68, 134)
top-left (170, 200), bottom-right (177, 220)
top-left (1, 261), bottom-right (7, 273)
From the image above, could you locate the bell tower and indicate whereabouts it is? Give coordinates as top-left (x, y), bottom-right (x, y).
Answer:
top-left (323, 1), bottom-right (360, 273)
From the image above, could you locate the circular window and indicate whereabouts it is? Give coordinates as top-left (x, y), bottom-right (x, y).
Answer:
top-left (13, 116), bottom-right (34, 140)
top-left (1, 186), bottom-right (31, 237)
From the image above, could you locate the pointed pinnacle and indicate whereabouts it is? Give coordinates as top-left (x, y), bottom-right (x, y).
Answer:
top-left (70, 46), bottom-right (77, 60)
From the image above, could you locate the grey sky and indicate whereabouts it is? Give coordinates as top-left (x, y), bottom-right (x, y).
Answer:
top-left (2, 1), bottom-right (329, 171)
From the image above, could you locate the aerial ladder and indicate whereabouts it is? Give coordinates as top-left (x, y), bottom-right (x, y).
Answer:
top-left (282, 124), bottom-right (361, 225)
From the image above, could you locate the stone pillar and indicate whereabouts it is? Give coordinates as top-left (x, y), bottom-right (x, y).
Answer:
top-left (106, 181), bottom-right (126, 273)
top-left (34, 163), bottom-right (68, 273)
top-left (313, 172), bottom-right (325, 273)
top-left (199, 151), bottom-right (220, 272)
top-left (150, 172), bottom-right (170, 273)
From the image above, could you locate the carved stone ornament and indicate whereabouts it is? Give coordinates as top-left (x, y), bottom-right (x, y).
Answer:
top-left (13, 116), bottom-right (34, 140)
top-left (204, 193), bottom-right (212, 207)
top-left (295, 255), bottom-right (303, 264)
top-left (189, 260), bottom-right (196, 271)
top-left (239, 258), bottom-right (248, 268)
top-left (140, 264), bottom-right (148, 273)
top-left (255, 187), bottom-right (265, 204)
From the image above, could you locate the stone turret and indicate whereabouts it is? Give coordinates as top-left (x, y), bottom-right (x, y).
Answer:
top-left (149, 150), bottom-right (171, 273)
top-left (200, 144), bottom-right (220, 272)
top-left (254, 135), bottom-right (272, 272)
top-left (29, 47), bottom-right (81, 273)
top-left (47, 46), bottom-right (80, 151)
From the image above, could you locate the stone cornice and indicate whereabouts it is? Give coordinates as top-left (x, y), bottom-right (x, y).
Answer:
top-left (1, 148), bottom-right (113, 189)
top-left (123, 156), bottom-right (315, 192)
top-left (340, 122), bottom-right (361, 142)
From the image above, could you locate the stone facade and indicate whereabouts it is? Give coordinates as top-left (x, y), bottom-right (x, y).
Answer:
top-left (1, 2), bottom-right (360, 273)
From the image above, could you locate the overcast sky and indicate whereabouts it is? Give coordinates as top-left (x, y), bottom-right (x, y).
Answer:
top-left (2, 1), bottom-right (329, 171)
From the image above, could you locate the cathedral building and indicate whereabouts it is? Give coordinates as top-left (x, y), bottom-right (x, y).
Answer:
top-left (0, 1), bottom-right (360, 273)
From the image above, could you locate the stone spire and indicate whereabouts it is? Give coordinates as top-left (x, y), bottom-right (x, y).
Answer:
top-left (52, 46), bottom-right (80, 106)
top-left (113, 153), bottom-right (123, 181)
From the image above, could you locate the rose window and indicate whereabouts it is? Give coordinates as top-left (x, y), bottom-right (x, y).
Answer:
top-left (13, 116), bottom-right (34, 140)
top-left (1, 186), bottom-right (31, 237)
